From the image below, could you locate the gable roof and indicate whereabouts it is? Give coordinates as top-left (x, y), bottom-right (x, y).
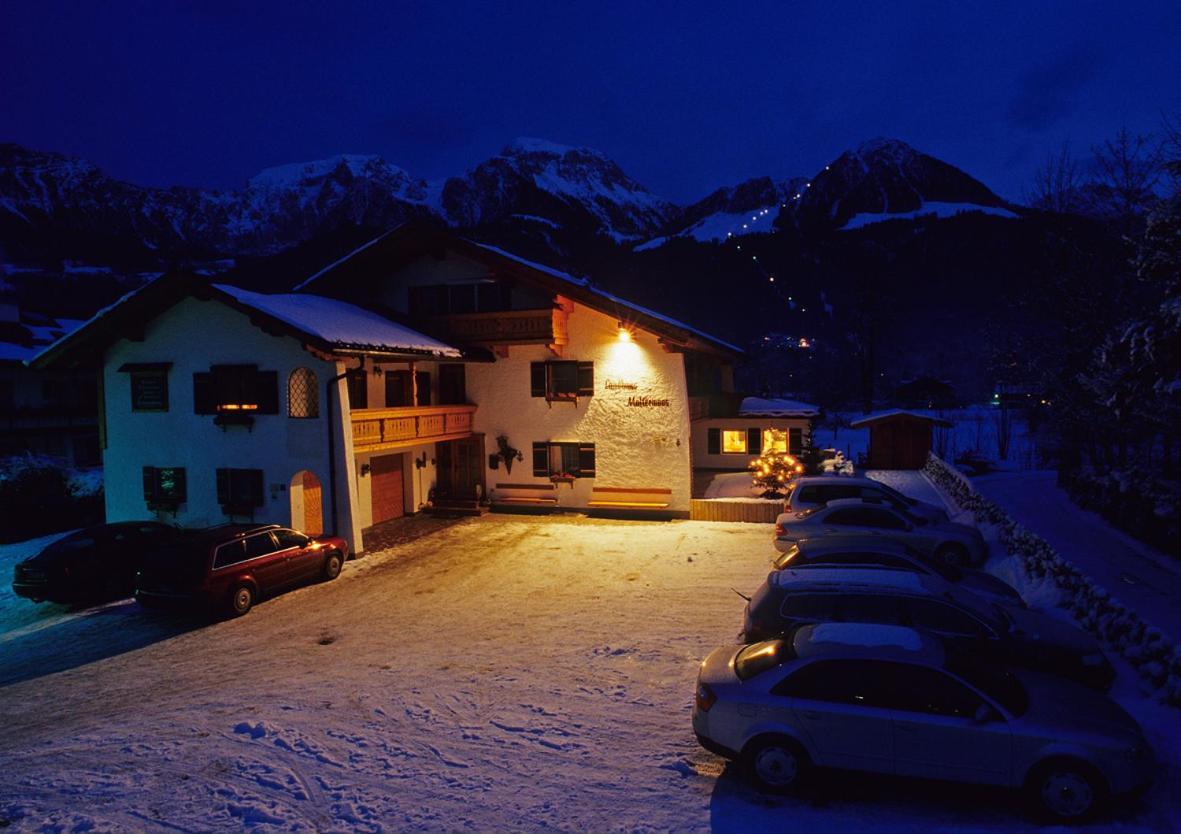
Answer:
top-left (293, 223), bottom-right (743, 357)
top-left (29, 273), bottom-right (460, 370)
top-left (849, 410), bottom-right (954, 428)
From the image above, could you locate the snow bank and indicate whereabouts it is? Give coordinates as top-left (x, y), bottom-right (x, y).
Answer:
top-left (923, 454), bottom-right (1181, 706)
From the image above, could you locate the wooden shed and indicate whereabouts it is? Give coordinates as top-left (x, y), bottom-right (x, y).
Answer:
top-left (849, 410), bottom-right (953, 470)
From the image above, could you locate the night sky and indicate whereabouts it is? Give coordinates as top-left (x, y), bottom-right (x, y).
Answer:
top-left (3, 1), bottom-right (1179, 204)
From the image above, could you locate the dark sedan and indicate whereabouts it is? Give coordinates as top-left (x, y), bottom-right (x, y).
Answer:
top-left (12, 521), bottom-right (180, 604)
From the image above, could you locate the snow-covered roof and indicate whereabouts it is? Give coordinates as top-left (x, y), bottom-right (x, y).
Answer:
top-left (849, 410), bottom-right (953, 428)
top-left (804, 623), bottom-right (923, 652)
top-left (291, 226), bottom-right (401, 292)
top-left (771, 567), bottom-right (928, 592)
top-left (213, 285), bottom-right (461, 357)
top-left (739, 397), bottom-right (819, 417)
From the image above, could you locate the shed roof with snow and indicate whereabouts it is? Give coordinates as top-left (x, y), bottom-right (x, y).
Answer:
top-left (738, 397), bottom-right (820, 418)
top-left (849, 410), bottom-right (953, 428)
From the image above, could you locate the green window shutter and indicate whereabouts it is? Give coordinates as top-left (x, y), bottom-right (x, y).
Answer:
top-left (532, 442), bottom-right (549, 476)
top-left (193, 372), bottom-right (215, 414)
top-left (577, 444), bottom-right (596, 478)
top-left (577, 362), bottom-right (594, 397)
top-left (143, 467), bottom-right (156, 502)
top-left (748, 427), bottom-right (762, 455)
top-left (530, 363), bottom-right (546, 397)
top-left (707, 428), bottom-right (720, 455)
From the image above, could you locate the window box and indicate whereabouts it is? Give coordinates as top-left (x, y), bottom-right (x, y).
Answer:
top-left (213, 412), bottom-right (255, 431)
top-left (533, 441), bottom-right (596, 480)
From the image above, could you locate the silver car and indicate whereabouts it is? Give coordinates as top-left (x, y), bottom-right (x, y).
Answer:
top-left (693, 623), bottom-right (1153, 822)
top-left (775, 498), bottom-right (987, 566)
top-left (773, 535), bottom-right (1023, 605)
top-left (785, 476), bottom-right (949, 523)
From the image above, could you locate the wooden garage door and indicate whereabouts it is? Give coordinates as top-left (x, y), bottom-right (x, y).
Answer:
top-left (370, 454), bottom-right (405, 524)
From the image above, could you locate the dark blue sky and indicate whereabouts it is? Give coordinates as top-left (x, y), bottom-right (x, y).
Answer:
top-left (3, 1), bottom-right (1179, 204)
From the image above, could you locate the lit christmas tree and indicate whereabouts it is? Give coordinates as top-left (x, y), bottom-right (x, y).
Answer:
top-left (748, 446), bottom-right (804, 498)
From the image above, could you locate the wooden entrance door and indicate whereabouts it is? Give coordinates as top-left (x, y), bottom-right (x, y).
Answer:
top-left (301, 471), bottom-right (323, 535)
top-left (435, 435), bottom-right (485, 500)
top-left (370, 454), bottom-right (405, 523)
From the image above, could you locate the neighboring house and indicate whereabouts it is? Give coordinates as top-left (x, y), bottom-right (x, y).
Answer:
top-left (691, 396), bottom-right (818, 472)
top-left (31, 225), bottom-right (742, 551)
top-left (849, 410), bottom-right (953, 469)
top-left (0, 305), bottom-right (97, 466)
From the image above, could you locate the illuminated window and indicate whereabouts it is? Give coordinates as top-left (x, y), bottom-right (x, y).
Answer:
top-left (722, 430), bottom-right (748, 453)
top-left (763, 429), bottom-right (788, 453)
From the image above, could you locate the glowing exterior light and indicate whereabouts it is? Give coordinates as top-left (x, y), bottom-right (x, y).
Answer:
top-left (618, 326), bottom-right (632, 342)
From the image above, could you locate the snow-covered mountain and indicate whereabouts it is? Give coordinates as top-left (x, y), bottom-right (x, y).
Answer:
top-left (784, 138), bottom-right (1018, 232)
top-left (440, 138), bottom-right (677, 241)
top-left (636, 176), bottom-right (806, 250)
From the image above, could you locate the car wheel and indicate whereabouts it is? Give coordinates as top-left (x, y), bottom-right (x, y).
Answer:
top-left (323, 550), bottom-right (343, 581)
top-left (935, 543), bottom-right (970, 567)
top-left (742, 735), bottom-right (810, 794)
top-left (228, 584), bottom-right (255, 617)
top-left (1026, 760), bottom-right (1107, 822)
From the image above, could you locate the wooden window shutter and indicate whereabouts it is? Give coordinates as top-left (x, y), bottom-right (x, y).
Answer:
top-left (748, 427), bottom-right (762, 455)
top-left (530, 363), bottom-right (546, 397)
top-left (248, 470), bottom-right (264, 506)
top-left (172, 468), bottom-right (187, 502)
top-left (532, 442), bottom-right (549, 476)
top-left (193, 372), bottom-right (215, 414)
top-left (257, 371), bottom-right (279, 414)
top-left (789, 427), bottom-right (803, 454)
top-left (143, 467), bottom-right (156, 501)
top-left (216, 468), bottom-right (230, 505)
top-left (707, 428), bottom-right (720, 455)
top-left (577, 444), bottom-right (596, 477)
top-left (577, 362), bottom-right (594, 397)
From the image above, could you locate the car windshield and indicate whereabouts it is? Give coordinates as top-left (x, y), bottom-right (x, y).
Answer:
top-left (735, 641), bottom-right (794, 680)
top-left (947, 658), bottom-right (1029, 717)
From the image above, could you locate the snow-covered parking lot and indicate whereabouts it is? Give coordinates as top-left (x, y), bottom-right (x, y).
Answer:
top-left (1, 512), bottom-right (1179, 832)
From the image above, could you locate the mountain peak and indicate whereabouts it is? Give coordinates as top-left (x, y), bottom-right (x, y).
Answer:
top-left (854, 137), bottom-right (918, 158)
top-left (247, 154), bottom-right (405, 191)
top-left (502, 137), bottom-right (608, 159)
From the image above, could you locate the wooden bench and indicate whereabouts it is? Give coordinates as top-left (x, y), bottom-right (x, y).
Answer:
top-left (587, 487), bottom-right (672, 511)
top-left (491, 482), bottom-right (559, 513)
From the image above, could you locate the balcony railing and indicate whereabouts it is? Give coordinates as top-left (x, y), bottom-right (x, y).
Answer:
top-left (351, 404), bottom-right (477, 452)
top-left (430, 307), bottom-right (568, 346)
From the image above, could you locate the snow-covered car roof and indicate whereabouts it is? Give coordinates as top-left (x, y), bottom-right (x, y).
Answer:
top-left (770, 567), bottom-right (930, 592)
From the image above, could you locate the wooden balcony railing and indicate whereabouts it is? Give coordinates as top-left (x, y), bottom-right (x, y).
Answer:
top-left (351, 404), bottom-right (477, 452)
top-left (430, 307), bottom-right (568, 346)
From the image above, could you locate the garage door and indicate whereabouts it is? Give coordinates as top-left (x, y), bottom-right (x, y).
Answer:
top-left (370, 454), bottom-right (405, 524)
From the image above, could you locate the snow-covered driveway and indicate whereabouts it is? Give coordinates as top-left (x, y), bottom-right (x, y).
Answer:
top-left (0, 514), bottom-right (1175, 832)
top-left (974, 470), bottom-right (1181, 643)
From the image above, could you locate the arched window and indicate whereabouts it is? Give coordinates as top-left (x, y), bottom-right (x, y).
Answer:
top-left (287, 368), bottom-right (319, 418)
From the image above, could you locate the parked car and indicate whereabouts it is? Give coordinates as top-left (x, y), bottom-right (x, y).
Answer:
top-left (784, 476), bottom-right (948, 523)
top-left (135, 524), bottom-right (348, 617)
top-left (742, 568), bottom-right (1115, 689)
top-left (12, 521), bottom-right (181, 604)
top-left (693, 623), bottom-right (1152, 822)
top-left (773, 535), bottom-right (1023, 605)
top-left (774, 498), bottom-right (987, 566)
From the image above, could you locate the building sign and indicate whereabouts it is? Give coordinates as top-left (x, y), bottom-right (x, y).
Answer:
top-left (605, 379), bottom-right (637, 391)
top-left (627, 396), bottom-right (670, 408)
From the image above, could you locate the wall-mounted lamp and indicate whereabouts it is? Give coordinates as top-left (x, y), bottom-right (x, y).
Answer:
top-left (415, 452), bottom-right (428, 470)
top-left (360, 463), bottom-right (371, 476)
top-left (617, 322), bottom-right (633, 342)
top-left (372, 365), bottom-right (384, 377)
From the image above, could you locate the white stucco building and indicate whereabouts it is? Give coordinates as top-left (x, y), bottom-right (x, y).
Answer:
top-left (33, 226), bottom-right (743, 552)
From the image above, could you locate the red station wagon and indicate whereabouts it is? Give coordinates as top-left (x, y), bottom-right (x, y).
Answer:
top-left (135, 523), bottom-right (348, 616)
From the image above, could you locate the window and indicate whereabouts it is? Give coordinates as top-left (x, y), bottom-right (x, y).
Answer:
top-left (118, 362), bottom-right (171, 411)
top-left (193, 365), bottom-right (278, 415)
top-left (906, 599), bottom-right (989, 637)
top-left (763, 428), bottom-right (788, 453)
top-left (771, 660), bottom-right (896, 709)
top-left (883, 665), bottom-right (985, 718)
top-left (273, 529), bottom-right (310, 550)
top-left (408, 282), bottom-right (511, 316)
top-left (722, 430), bottom-right (747, 453)
top-left (779, 594), bottom-right (837, 622)
top-left (213, 534), bottom-right (276, 568)
top-left (824, 508), bottom-right (870, 526)
top-left (346, 370), bottom-right (368, 410)
top-left (530, 361), bottom-right (593, 401)
top-left (142, 466), bottom-right (187, 508)
top-left (439, 364), bottom-right (466, 405)
top-left (789, 427), bottom-right (803, 454)
top-left (215, 468), bottom-right (265, 513)
top-left (287, 368), bottom-right (319, 418)
top-left (532, 441), bottom-right (595, 478)
top-left (861, 508), bottom-right (909, 530)
top-left (384, 370), bottom-right (431, 407)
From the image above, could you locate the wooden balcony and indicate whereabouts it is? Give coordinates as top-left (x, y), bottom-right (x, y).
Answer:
top-left (431, 307), bottom-right (569, 347)
top-left (351, 404), bottom-right (477, 453)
